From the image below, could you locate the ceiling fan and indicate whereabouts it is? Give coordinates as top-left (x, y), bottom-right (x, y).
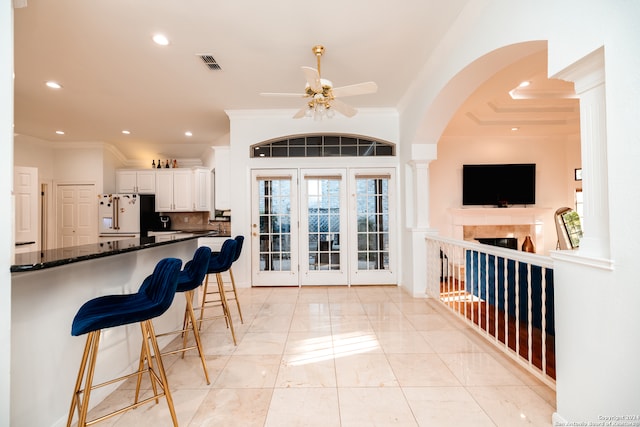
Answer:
top-left (261, 45), bottom-right (378, 119)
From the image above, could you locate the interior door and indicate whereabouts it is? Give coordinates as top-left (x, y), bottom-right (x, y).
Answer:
top-left (300, 169), bottom-right (347, 285)
top-left (14, 166), bottom-right (39, 253)
top-left (251, 170), bottom-right (298, 286)
top-left (56, 184), bottom-right (97, 248)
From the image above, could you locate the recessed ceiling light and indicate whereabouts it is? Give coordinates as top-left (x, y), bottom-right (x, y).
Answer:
top-left (55, 130), bottom-right (65, 135)
top-left (518, 81), bottom-right (530, 88)
top-left (185, 131), bottom-right (193, 137)
top-left (511, 127), bottom-right (519, 131)
top-left (122, 130), bottom-right (131, 135)
top-left (152, 34), bottom-right (170, 46)
top-left (46, 81), bottom-right (62, 89)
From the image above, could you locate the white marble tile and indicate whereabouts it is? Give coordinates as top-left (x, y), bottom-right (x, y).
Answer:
top-left (338, 387), bottom-right (418, 426)
top-left (329, 302), bottom-right (367, 316)
top-left (233, 332), bottom-right (287, 355)
top-left (247, 314), bottom-right (293, 333)
top-left (88, 286), bottom-right (557, 427)
top-left (330, 315), bottom-right (375, 335)
top-left (420, 329), bottom-right (486, 353)
top-left (369, 317), bottom-right (418, 332)
top-left (439, 352), bottom-right (526, 386)
top-left (275, 355), bottom-right (337, 387)
top-left (213, 355), bottom-right (280, 388)
top-left (405, 313), bottom-right (459, 331)
top-left (466, 385), bottom-right (555, 426)
top-left (265, 388), bottom-right (340, 427)
top-left (284, 331), bottom-right (334, 355)
top-left (376, 330), bottom-right (436, 354)
top-left (188, 388), bottom-right (272, 427)
top-left (387, 353), bottom-right (462, 387)
top-left (111, 388), bottom-right (209, 427)
top-left (403, 386), bottom-right (495, 427)
top-left (334, 353), bottom-right (398, 387)
top-left (289, 313), bottom-right (333, 332)
top-left (293, 302), bottom-right (331, 316)
top-left (393, 301), bottom-right (438, 315)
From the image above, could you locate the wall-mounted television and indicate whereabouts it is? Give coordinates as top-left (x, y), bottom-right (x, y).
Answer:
top-left (462, 163), bottom-right (536, 207)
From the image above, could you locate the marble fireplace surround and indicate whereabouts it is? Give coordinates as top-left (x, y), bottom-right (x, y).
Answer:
top-left (450, 208), bottom-right (549, 253)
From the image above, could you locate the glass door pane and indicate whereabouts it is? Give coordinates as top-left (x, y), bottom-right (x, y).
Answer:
top-left (251, 170), bottom-right (298, 286)
top-left (349, 169), bottom-right (396, 285)
top-left (300, 170), bottom-right (347, 285)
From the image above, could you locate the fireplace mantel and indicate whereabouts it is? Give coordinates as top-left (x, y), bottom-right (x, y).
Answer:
top-left (450, 207), bottom-right (551, 225)
top-left (449, 207), bottom-right (552, 253)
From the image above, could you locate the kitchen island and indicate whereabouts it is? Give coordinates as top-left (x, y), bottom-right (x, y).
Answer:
top-left (10, 232), bottom-right (217, 427)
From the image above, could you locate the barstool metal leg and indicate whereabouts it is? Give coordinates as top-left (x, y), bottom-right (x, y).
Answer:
top-left (217, 272), bottom-right (237, 345)
top-left (184, 289), bottom-right (211, 384)
top-left (67, 330), bottom-right (100, 427)
top-left (142, 319), bottom-right (179, 427)
top-left (228, 267), bottom-right (244, 324)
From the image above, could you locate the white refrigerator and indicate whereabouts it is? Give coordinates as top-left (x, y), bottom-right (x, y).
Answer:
top-left (98, 193), bottom-right (155, 241)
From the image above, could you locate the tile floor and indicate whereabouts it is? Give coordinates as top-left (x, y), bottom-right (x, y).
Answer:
top-left (84, 285), bottom-right (556, 426)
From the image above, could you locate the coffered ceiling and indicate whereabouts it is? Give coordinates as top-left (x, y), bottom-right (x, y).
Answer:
top-left (13, 1), bottom-right (578, 163)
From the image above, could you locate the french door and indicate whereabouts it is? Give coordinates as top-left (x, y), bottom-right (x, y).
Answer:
top-left (251, 168), bottom-right (396, 286)
top-left (299, 170), bottom-right (348, 285)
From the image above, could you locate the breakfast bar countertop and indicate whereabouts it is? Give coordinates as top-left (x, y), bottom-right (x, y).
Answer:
top-left (11, 231), bottom-right (219, 273)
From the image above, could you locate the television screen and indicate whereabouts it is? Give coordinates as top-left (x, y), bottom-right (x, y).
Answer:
top-left (462, 163), bottom-right (536, 206)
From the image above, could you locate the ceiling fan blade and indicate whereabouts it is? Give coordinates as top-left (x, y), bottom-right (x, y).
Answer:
top-left (331, 81), bottom-right (378, 98)
top-left (293, 106), bottom-right (308, 119)
top-left (329, 98), bottom-right (358, 118)
top-left (260, 92), bottom-right (306, 98)
top-left (301, 66), bottom-right (321, 93)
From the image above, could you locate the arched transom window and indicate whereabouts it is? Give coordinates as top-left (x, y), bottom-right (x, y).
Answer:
top-left (251, 134), bottom-right (395, 158)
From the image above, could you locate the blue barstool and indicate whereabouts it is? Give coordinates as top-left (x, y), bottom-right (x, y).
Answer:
top-left (149, 246), bottom-right (212, 384)
top-left (66, 258), bottom-right (182, 427)
top-left (198, 239), bottom-right (238, 344)
top-left (226, 235), bottom-right (245, 324)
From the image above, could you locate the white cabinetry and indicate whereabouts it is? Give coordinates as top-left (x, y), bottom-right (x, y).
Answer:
top-left (213, 147), bottom-right (230, 210)
top-left (116, 170), bottom-right (156, 194)
top-left (198, 236), bottom-right (227, 252)
top-left (193, 167), bottom-right (212, 212)
top-left (155, 169), bottom-right (193, 212)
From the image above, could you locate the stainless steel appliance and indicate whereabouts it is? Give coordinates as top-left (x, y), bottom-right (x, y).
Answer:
top-left (98, 194), bottom-right (155, 241)
top-left (159, 215), bottom-right (171, 230)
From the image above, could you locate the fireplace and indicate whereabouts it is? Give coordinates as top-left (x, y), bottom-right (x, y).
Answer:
top-left (449, 207), bottom-right (551, 254)
top-left (475, 237), bottom-right (518, 250)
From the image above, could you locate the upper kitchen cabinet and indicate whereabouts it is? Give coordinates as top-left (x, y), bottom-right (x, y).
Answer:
top-left (155, 169), bottom-right (192, 212)
top-left (193, 167), bottom-right (212, 211)
top-left (116, 169), bottom-right (156, 194)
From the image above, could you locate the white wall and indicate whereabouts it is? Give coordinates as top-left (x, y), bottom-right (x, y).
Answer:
top-left (430, 135), bottom-right (577, 254)
top-left (1, 1), bottom-right (13, 425)
top-left (225, 109), bottom-right (400, 288)
top-left (396, 0), bottom-right (640, 422)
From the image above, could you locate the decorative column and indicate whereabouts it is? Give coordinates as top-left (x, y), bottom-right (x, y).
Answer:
top-left (555, 48), bottom-right (610, 260)
top-left (406, 144), bottom-right (438, 297)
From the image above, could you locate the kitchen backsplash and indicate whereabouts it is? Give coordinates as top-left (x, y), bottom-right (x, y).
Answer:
top-left (165, 212), bottom-right (231, 235)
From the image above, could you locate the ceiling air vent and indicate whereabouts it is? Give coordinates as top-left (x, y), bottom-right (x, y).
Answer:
top-left (198, 54), bottom-right (222, 71)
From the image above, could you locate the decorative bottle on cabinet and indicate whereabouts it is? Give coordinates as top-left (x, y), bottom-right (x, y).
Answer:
top-left (522, 235), bottom-right (535, 253)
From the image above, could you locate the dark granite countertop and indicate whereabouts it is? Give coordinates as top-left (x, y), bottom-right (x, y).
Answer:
top-left (11, 231), bottom-right (219, 273)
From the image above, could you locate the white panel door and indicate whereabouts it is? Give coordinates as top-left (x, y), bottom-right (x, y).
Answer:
top-left (14, 166), bottom-right (39, 252)
top-left (56, 184), bottom-right (97, 248)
